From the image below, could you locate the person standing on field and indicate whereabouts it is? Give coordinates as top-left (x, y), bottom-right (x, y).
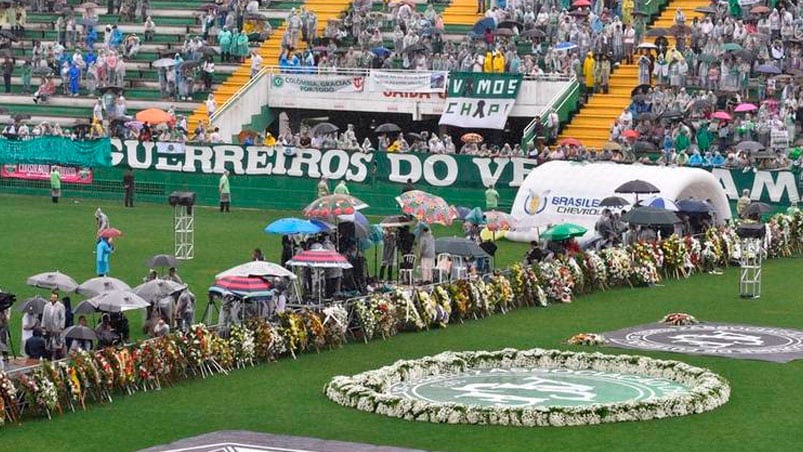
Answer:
top-left (219, 169), bottom-right (231, 212)
top-left (50, 167), bottom-right (61, 203)
top-left (123, 169), bottom-right (135, 207)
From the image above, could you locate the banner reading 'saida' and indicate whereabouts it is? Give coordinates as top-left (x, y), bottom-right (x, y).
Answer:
top-left (439, 72), bottom-right (523, 129)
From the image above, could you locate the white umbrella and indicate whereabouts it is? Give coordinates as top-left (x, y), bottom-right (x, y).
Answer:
top-left (27, 271), bottom-right (79, 292)
top-left (77, 277), bottom-right (131, 297)
top-left (84, 290), bottom-right (150, 312)
top-left (215, 261), bottom-right (297, 280)
top-left (133, 279), bottom-right (187, 304)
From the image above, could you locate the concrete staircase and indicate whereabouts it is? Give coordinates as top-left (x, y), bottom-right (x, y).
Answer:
top-left (557, 0), bottom-right (710, 148)
top-left (442, 0), bottom-right (482, 26)
top-left (188, 0), bottom-right (353, 131)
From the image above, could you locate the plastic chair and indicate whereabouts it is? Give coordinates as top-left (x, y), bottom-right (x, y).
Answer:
top-left (451, 256), bottom-right (467, 280)
top-left (399, 254), bottom-right (417, 285)
top-left (435, 253), bottom-right (453, 283)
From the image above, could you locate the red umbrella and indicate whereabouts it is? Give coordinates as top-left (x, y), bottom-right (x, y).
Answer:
top-left (559, 137), bottom-right (583, 147)
top-left (712, 111), bottom-right (732, 121)
top-left (98, 228), bottom-right (123, 238)
top-left (303, 194), bottom-right (368, 220)
top-left (622, 129), bottom-right (640, 139)
top-left (483, 211), bottom-right (517, 232)
top-left (286, 249), bottom-right (353, 268)
top-left (213, 275), bottom-right (272, 293)
top-left (572, 0), bottom-right (591, 6)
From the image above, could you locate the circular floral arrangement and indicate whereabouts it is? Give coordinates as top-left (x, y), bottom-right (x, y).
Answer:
top-left (325, 348), bottom-right (730, 427)
top-left (661, 313), bottom-right (699, 326)
top-left (568, 333), bottom-right (607, 346)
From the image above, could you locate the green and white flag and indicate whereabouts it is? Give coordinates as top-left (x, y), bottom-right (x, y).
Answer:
top-left (439, 73), bottom-right (523, 130)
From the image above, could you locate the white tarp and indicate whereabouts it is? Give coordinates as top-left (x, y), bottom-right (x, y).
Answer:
top-left (508, 161), bottom-right (731, 242)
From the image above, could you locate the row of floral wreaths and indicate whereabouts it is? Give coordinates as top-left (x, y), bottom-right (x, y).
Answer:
top-left (1, 211), bottom-right (802, 427)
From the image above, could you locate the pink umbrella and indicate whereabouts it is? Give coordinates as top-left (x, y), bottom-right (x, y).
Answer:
top-left (712, 111), bottom-right (732, 121)
top-left (572, 0), bottom-right (591, 6)
top-left (734, 103), bottom-right (757, 113)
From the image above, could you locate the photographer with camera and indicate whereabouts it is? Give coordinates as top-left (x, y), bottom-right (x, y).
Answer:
top-left (41, 291), bottom-right (66, 360)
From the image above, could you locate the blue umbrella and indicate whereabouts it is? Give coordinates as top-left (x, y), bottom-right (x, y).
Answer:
top-left (372, 46), bottom-right (391, 57)
top-left (639, 196), bottom-right (679, 211)
top-left (264, 218), bottom-right (322, 235)
top-left (471, 17), bottom-right (496, 36)
top-left (554, 41), bottom-right (578, 51)
top-left (338, 211), bottom-right (369, 226)
top-left (676, 199), bottom-right (714, 213)
top-left (455, 206), bottom-right (472, 219)
top-left (463, 207), bottom-right (485, 224)
top-left (310, 218), bottom-right (334, 232)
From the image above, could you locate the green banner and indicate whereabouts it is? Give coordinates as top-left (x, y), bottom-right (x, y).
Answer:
top-left (0, 136), bottom-right (112, 168)
top-left (440, 72), bottom-right (523, 129)
top-left (2, 139), bottom-right (801, 214)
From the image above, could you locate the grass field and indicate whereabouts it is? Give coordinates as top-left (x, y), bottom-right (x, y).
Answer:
top-left (1, 193), bottom-right (802, 451)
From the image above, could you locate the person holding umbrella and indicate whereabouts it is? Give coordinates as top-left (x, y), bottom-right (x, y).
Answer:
top-left (96, 236), bottom-right (114, 276)
top-left (21, 304), bottom-right (39, 356)
top-left (419, 226), bottom-right (435, 284)
top-left (50, 166), bottom-right (61, 203)
top-left (379, 227), bottom-right (397, 281)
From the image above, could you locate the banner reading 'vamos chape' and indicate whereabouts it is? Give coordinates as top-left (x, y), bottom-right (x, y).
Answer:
top-left (439, 73), bottom-right (523, 129)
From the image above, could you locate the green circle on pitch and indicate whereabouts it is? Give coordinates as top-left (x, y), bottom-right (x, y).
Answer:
top-left (388, 367), bottom-right (691, 408)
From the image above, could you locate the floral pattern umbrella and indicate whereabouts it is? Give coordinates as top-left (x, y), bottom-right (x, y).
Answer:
top-left (483, 211), bottom-right (517, 232)
top-left (395, 190), bottom-right (457, 226)
top-left (303, 194), bottom-right (368, 219)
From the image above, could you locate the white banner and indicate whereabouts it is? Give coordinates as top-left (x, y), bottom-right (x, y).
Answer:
top-left (156, 141), bottom-right (185, 154)
top-left (367, 71), bottom-right (447, 93)
top-left (271, 74), bottom-right (365, 93)
top-left (439, 98), bottom-right (515, 129)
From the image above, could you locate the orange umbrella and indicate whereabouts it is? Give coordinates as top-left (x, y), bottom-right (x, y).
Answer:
top-left (622, 129), bottom-right (640, 139)
top-left (461, 132), bottom-right (484, 143)
top-left (135, 108), bottom-right (173, 124)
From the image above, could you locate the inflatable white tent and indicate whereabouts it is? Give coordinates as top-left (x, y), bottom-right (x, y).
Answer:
top-left (508, 161), bottom-right (731, 242)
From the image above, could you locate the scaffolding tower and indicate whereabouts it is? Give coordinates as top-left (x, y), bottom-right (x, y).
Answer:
top-left (739, 238), bottom-right (763, 299)
top-left (170, 192), bottom-right (196, 260)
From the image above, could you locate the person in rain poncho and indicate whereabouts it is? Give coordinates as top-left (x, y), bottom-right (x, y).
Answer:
top-left (218, 27), bottom-right (232, 62)
top-left (50, 167), bottom-right (61, 203)
top-left (95, 208), bottom-right (110, 231)
top-left (583, 51), bottom-right (595, 94)
top-left (96, 236), bottom-right (113, 276)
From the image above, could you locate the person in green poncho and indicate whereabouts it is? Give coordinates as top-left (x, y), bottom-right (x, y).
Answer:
top-left (729, 0), bottom-right (741, 19)
top-left (485, 185), bottom-right (499, 210)
top-left (674, 127), bottom-right (690, 152)
top-left (789, 147), bottom-right (802, 161)
top-left (50, 167), bottom-right (61, 203)
top-left (219, 170), bottom-right (230, 213)
top-left (21, 59), bottom-right (33, 93)
top-left (696, 123), bottom-right (712, 153)
top-left (676, 149), bottom-right (689, 165)
top-left (218, 27), bottom-right (232, 63)
top-left (235, 30), bottom-right (250, 64)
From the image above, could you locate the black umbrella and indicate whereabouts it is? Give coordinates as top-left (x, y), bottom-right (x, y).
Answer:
top-left (147, 254), bottom-right (178, 268)
top-left (631, 10), bottom-right (650, 16)
top-left (15, 295), bottom-right (48, 315)
top-left (200, 47), bottom-right (219, 56)
top-left (405, 43), bottom-right (428, 54)
top-left (743, 202), bottom-right (772, 217)
top-left (310, 122), bottom-right (339, 136)
top-left (735, 140), bottom-right (765, 152)
top-left (497, 20), bottom-right (523, 29)
top-left (632, 140), bottom-right (657, 154)
top-left (646, 28), bottom-right (669, 37)
top-left (677, 199), bottom-right (714, 213)
top-left (635, 112), bottom-right (656, 121)
top-left (13, 113), bottom-right (31, 121)
top-left (694, 6), bottom-right (718, 14)
top-left (99, 85), bottom-right (124, 95)
top-left (62, 325), bottom-right (98, 341)
top-left (434, 237), bottom-right (490, 258)
top-left (375, 122), bottom-right (401, 133)
top-left (520, 29), bottom-right (546, 39)
top-left (623, 207), bottom-right (681, 226)
top-left (406, 132), bottom-right (423, 141)
top-left (631, 84), bottom-right (652, 96)
top-left (493, 28), bottom-right (515, 37)
top-left (599, 196), bottom-right (631, 207)
top-left (660, 109), bottom-right (683, 119)
top-left (0, 31), bottom-right (17, 42)
top-left (615, 179), bottom-right (660, 194)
